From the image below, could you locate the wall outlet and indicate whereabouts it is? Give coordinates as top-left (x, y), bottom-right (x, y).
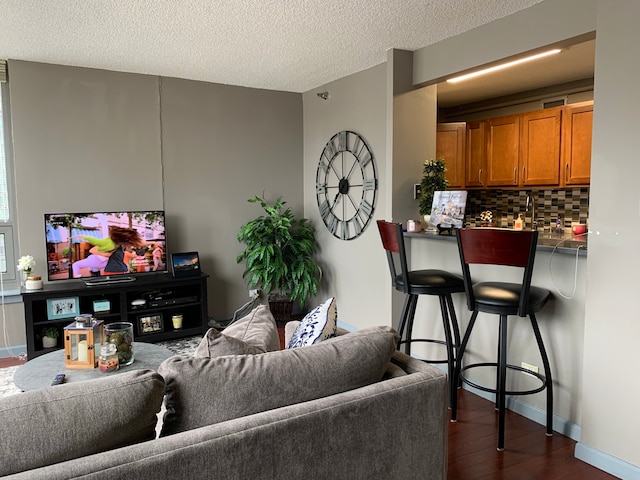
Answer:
top-left (521, 362), bottom-right (539, 377)
top-left (413, 184), bottom-right (421, 200)
top-left (249, 289), bottom-right (260, 298)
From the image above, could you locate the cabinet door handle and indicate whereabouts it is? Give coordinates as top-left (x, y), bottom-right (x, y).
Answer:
top-left (565, 163), bottom-right (569, 182)
top-left (513, 167), bottom-right (517, 184)
top-left (522, 166), bottom-right (526, 183)
top-left (478, 169), bottom-right (482, 183)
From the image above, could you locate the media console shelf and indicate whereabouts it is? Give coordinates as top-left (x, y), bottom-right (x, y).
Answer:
top-left (22, 273), bottom-right (208, 359)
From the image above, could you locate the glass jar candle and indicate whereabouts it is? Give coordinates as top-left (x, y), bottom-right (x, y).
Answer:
top-left (98, 343), bottom-right (119, 372)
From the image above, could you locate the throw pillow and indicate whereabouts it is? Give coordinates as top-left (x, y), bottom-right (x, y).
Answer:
top-left (158, 325), bottom-right (399, 436)
top-left (0, 370), bottom-right (165, 477)
top-left (194, 304), bottom-right (280, 357)
top-left (286, 297), bottom-right (337, 349)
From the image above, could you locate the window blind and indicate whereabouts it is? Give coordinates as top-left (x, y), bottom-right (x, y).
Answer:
top-left (0, 61), bottom-right (6, 82)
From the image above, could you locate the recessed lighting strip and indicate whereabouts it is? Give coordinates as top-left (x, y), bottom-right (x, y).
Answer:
top-left (446, 49), bottom-right (562, 84)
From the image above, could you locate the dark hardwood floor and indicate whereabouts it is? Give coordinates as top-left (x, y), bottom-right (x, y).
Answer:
top-left (449, 389), bottom-right (617, 479)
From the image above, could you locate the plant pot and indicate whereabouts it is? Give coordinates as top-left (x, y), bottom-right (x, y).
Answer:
top-left (42, 336), bottom-right (57, 348)
top-left (268, 299), bottom-right (294, 325)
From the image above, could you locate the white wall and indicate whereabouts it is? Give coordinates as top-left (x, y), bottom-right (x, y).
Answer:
top-left (578, 0), bottom-right (640, 470)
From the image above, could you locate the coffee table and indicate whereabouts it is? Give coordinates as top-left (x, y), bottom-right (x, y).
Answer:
top-left (13, 342), bottom-right (174, 391)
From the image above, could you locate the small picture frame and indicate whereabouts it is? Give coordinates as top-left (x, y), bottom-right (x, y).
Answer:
top-left (93, 299), bottom-right (111, 314)
top-left (137, 313), bottom-right (164, 335)
top-left (171, 251), bottom-right (201, 277)
top-left (47, 297), bottom-right (80, 320)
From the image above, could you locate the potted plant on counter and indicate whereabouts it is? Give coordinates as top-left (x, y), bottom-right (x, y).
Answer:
top-left (236, 195), bottom-right (322, 323)
top-left (41, 327), bottom-right (59, 349)
top-left (419, 158), bottom-right (449, 230)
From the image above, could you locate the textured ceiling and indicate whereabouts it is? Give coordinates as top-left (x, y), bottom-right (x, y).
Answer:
top-left (0, 0), bottom-right (544, 93)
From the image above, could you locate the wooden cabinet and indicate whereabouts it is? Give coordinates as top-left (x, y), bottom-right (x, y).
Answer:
top-left (520, 107), bottom-right (562, 186)
top-left (438, 103), bottom-right (589, 190)
top-left (436, 122), bottom-right (465, 188)
top-left (465, 121), bottom-right (486, 188)
top-left (562, 102), bottom-right (593, 186)
top-left (22, 274), bottom-right (209, 359)
top-left (486, 114), bottom-right (520, 186)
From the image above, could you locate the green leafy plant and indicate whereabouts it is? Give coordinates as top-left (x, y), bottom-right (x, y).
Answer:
top-left (236, 196), bottom-right (322, 308)
top-left (42, 327), bottom-right (59, 339)
top-left (419, 158), bottom-right (449, 216)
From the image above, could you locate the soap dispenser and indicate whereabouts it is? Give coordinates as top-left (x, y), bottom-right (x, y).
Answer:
top-left (514, 214), bottom-right (523, 231)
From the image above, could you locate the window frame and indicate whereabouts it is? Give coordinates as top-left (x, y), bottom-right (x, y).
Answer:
top-left (0, 79), bottom-right (22, 297)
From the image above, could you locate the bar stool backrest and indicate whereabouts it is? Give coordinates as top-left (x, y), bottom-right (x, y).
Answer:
top-left (376, 221), bottom-right (410, 295)
top-left (456, 228), bottom-right (539, 317)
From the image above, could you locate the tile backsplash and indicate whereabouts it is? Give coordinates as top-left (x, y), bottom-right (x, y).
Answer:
top-left (464, 188), bottom-right (589, 229)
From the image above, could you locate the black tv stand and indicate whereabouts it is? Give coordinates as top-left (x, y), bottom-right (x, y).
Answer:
top-left (84, 275), bottom-right (136, 286)
top-left (22, 273), bottom-right (209, 359)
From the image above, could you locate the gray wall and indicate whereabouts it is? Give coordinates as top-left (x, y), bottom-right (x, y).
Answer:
top-left (6, 61), bottom-right (303, 342)
top-left (302, 64), bottom-right (390, 330)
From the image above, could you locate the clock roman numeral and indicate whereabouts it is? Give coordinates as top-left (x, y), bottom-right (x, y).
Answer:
top-left (358, 151), bottom-right (372, 168)
top-left (338, 131), bottom-right (347, 152)
top-left (324, 141), bottom-right (336, 160)
top-left (316, 182), bottom-right (327, 195)
top-left (363, 178), bottom-right (376, 191)
top-left (319, 200), bottom-right (330, 219)
top-left (351, 134), bottom-right (361, 156)
top-left (340, 221), bottom-right (348, 240)
top-left (350, 216), bottom-right (363, 237)
top-left (360, 200), bottom-right (373, 217)
top-left (328, 214), bottom-right (339, 234)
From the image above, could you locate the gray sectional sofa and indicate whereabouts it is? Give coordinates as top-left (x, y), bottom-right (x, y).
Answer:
top-left (0, 319), bottom-right (448, 479)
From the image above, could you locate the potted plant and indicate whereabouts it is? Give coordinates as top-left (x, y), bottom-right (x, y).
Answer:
top-left (236, 196), bottom-right (322, 322)
top-left (419, 158), bottom-right (449, 226)
top-left (41, 327), bottom-right (59, 348)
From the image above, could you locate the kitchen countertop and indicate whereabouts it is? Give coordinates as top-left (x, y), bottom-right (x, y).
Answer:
top-left (405, 229), bottom-right (588, 256)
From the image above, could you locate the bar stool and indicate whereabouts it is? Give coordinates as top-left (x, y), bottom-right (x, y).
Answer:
top-left (451, 228), bottom-right (553, 451)
top-left (376, 220), bottom-right (465, 406)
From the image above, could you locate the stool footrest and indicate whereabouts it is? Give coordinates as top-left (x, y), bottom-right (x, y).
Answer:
top-left (460, 362), bottom-right (548, 396)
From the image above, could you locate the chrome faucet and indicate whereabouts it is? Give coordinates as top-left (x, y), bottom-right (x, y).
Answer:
top-left (526, 193), bottom-right (537, 230)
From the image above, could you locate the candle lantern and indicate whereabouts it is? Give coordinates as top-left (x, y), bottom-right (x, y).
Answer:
top-left (64, 319), bottom-right (104, 369)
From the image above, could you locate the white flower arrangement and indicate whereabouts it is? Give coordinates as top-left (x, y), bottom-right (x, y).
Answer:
top-left (17, 255), bottom-right (36, 273)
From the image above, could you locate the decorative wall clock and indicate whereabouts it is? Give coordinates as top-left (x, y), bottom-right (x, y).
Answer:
top-left (315, 130), bottom-right (378, 240)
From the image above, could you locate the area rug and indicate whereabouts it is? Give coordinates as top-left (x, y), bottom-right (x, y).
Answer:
top-left (0, 335), bottom-right (202, 399)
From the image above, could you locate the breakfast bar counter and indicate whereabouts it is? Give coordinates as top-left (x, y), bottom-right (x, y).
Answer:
top-left (402, 227), bottom-right (588, 432)
top-left (405, 229), bottom-right (588, 256)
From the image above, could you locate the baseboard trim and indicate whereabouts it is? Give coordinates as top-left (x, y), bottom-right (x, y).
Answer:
top-left (0, 344), bottom-right (27, 359)
top-left (575, 441), bottom-right (639, 479)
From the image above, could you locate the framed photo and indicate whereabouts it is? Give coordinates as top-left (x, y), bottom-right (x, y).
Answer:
top-left (171, 251), bottom-right (201, 277)
top-left (93, 299), bottom-right (111, 314)
top-left (137, 313), bottom-right (164, 335)
top-left (47, 297), bottom-right (80, 320)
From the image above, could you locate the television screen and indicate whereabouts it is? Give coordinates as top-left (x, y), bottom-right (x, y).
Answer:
top-left (45, 211), bottom-right (167, 282)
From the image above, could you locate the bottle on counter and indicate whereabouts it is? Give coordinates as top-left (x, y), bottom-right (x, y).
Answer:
top-left (98, 343), bottom-right (119, 372)
top-left (514, 214), bottom-right (523, 231)
top-left (556, 216), bottom-right (563, 234)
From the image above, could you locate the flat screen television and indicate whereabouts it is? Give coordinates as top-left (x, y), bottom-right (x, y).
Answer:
top-left (45, 211), bottom-right (167, 283)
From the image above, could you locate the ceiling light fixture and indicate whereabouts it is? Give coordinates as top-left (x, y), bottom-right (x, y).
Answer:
top-left (446, 49), bottom-right (561, 84)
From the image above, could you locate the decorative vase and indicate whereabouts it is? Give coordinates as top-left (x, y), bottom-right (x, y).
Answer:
top-left (20, 269), bottom-right (30, 287)
top-left (42, 336), bottom-right (57, 348)
top-left (104, 322), bottom-right (134, 366)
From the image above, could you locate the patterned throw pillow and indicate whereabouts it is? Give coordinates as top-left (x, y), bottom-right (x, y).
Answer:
top-left (286, 297), bottom-right (337, 349)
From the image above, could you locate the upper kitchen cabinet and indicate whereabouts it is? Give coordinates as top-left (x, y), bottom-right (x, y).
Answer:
top-left (486, 114), bottom-right (520, 187)
top-left (465, 121), bottom-right (486, 188)
top-left (562, 102), bottom-right (593, 186)
top-left (436, 122), bottom-right (465, 189)
top-left (520, 107), bottom-right (563, 186)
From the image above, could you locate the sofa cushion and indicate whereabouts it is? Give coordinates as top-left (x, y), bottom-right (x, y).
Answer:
top-left (158, 325), bottom-right (399, 436)
top-left (0, 369), bottom-right (165, 477)
top-left (195, 304), bottom-right (280, 357)
top-left (286, 297), bottom-right (337, 348)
